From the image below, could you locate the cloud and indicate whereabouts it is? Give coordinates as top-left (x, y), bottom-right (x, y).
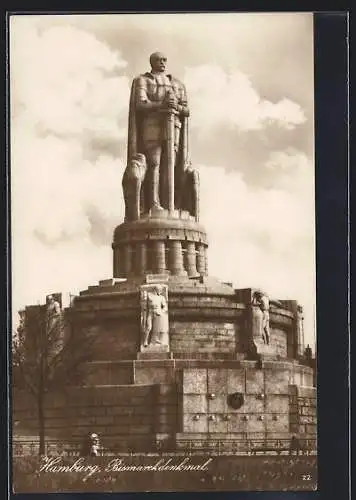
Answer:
top-left (199, 151), bottom-right (315, 344)
top-left (10, 21), bottom-right (129, 321)
top-left (10, 21), bottom-right (130, 141)
top-left (10, 21), bottom-right (129, 245)
top-left (184, 65), bottom-right (306, 135)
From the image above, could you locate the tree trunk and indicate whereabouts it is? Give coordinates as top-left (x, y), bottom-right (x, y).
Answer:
top-left (38, 393), bottom-right (45, 456)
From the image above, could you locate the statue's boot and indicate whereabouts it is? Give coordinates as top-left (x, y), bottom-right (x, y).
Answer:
top-left (152, 203), bottom-right (164, 210)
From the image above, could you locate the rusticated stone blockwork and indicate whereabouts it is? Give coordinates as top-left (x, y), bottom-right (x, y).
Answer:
top-left (289, 385), bottom-right (317, 436)
top-left (270, 328), bottom-right (288, 357)
top-left (13, 384), bottom-right (177, 451)
top-left (77, 320), bottom-right (140, 360)
top-left (72, 282), bottom-right (298, 361)
top-left (170, 321), bottom-right (240, 353)
top-left (13, 359), bottom-right (316, 451)
top-left (179, 365), bottom-right (316, 443)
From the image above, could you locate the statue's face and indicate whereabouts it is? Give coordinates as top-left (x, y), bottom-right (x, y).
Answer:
top-left (150, 52), bottom-right (167, 72)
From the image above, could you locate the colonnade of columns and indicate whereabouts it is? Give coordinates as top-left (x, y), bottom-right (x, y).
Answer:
top-left (114, 240), bottom-right (208, 278)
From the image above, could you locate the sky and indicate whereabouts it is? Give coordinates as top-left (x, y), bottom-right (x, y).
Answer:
top-left (10, 13), bottom-right (316, 347)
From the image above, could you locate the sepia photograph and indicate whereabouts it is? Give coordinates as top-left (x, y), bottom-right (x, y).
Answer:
top-left (10, 12), bottom-right (317, 492)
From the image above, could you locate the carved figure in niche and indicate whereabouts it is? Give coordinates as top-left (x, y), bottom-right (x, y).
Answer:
top-left (122, 153), bottom-right (147, 221)
top-left (127, 52), bottom-right (189, 212)
top-left (46, 294), bottom-right (61, 315)
top-left (140, 284), bottom-right (169, 348)
top-left (46, 294), bottom-right (62, 331)
top-left (45, 294), bottom-right (64, 356)
top-left (252, 291), bottom-right (270, 344)
top-left (304, 344), bottom-right (312, 362)
top-left (181, 160), bottom-right (200, 220)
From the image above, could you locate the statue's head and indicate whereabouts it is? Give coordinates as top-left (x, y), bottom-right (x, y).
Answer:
top-left (184, 160), bottom-right (193, 172)
top-left (149, 52), bottom-right (167, 73)
top-left (253, 291), bottom-right (263, 301)
top-left (153, 285), bottom-right (164, 295)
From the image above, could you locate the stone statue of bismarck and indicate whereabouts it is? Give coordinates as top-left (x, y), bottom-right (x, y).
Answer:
top-left (125, 52), bottom-right (190, 215)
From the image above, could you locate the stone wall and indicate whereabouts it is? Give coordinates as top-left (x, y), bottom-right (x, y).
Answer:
top-left (71, 282), bottom-right (298, 361)
top-left (179, 365), bottom-right (316, 442)
top-left (77, 319), bottom-right (140, 360)
top-left (269, 328), bottom-right (288, 357)
top-left (13, 385), bottom-right (174, 450)
top-left (13, 361), bottom-right (315, 452)
top-left (84, 361), bottom-right (134, 385)
top-left (170, 321), bottom-right (241, 354)
top-left (289, 385), bottom-right (317, 437)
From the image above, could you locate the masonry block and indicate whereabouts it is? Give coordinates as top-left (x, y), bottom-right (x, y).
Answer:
top-left (183, 394), bottom-right (207, 413)
top-left (183, 414), bottom-right (208, 433)
top-left (207, 416), bottom-right (228, 433)
top-left (134, 367), bottom-right (173, 385)
top-left (208, 394), bottom-right (227, 413)
top-left (239, 395), bottom-right (264, 414)
top-left (266, 394), bottom-right (289, 413)
top-left (246, 370), bottom-right (264, 394)
top-left (299, 415), bottom-right (315, 425)
top-left (246, 417), bottom-right (265, 433)
top-left (306, 424), bottom-right (317, 434)
top-left (227, 413), bottom-right (245, 433)
top-left (266, 414), bottom-right (289, 433)
top-left (227, 369), bottom-right (245, 393)
top-left (265, 369), bottom-right (289, 394)
top-left (207, 368), bottom-right (228, 393)
top-left (297, 386), bottom-right (317, 398)
top-left (183, 368), bottom-right (207, 393)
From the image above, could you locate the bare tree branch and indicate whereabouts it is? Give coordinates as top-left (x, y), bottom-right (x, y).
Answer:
top-left (12, 300), bottom-right (96, 454)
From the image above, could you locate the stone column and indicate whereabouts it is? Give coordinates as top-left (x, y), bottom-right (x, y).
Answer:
top-left (115, 246), bottom-right (123, 277)
top-left (139, 242), bottom-right (147, 275)
top-left (123, 243), bottom-right (132, 276)
top-left (204, 246), bottom-right (209, 275)
top-left (169, 240), bottom-right (186, 276)
top-left (196, 243), bottom-right (206, 275)
top-left (132, 243), bottom-right (141, 275)
top-left (113, 248), bottom-right (118, 277)
top-left (186, 242), bottom-right (197, 277)
top-left (154, 241), bottom-right (166, 274)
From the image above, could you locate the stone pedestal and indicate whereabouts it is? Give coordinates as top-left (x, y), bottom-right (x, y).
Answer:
top-left (112, 212), bottom-right (208, 279)
top-left (137, 350), bottom-right (172, 360)
top-left (254, 343), bottom-right (277, 358)
top-left (139, 336), bottom-right (170, 355)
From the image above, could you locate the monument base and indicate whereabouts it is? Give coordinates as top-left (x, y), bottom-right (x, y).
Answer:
top-left (138, 343), bottom-right (170, 359)
top-left (137, 351), bottom-right (172, 360)
top-left (254, 343), bottom-right (278, 357)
